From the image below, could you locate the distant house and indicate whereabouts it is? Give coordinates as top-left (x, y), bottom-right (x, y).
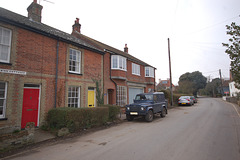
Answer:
top-left (156, 79), bottom-right (175, 91)
top-left (229, 82), bottom-right (240, 97)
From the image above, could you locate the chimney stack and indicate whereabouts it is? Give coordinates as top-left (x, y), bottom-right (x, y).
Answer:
top-left (72, 18), bottom-right (81, 33)
top-left (27, 0), bottom-right (43, 22)
top-left (124, 44), bottom-right (128, 53)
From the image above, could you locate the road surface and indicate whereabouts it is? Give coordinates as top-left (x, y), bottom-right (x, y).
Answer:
top-left (3, 98), bottom-right (240, 160)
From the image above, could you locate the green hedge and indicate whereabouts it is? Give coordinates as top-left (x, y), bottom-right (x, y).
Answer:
top-left (99, 105), bottom-right (121, 121)
top-left (47, 107), bottom-right (109, 132)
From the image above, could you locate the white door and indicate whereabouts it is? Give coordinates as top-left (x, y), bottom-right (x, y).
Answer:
top-left (129, 88), bottom-right (144, 104)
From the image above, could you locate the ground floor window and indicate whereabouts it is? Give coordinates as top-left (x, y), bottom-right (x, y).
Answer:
top-left (117, 86), bottom-right (127, 106)
top-left (0, 82), bottom-right (7, 118)
top-left (68, 86), bottom-right (80, 108)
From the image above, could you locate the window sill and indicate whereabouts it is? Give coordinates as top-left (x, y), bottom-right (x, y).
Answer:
top-left (0, 62), bottom-right (12, 66)
top-left (132, 73), bottom-right (140, 76)
top-left (0, 118), bottom-right (8, 121)
top-left (68, 71), bottom-right (82, 75)
top-left (111, 68), bottom-right (127, 72)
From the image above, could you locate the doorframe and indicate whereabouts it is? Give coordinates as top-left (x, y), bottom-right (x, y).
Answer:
top-left (23, 84), bottom-right (41, 127)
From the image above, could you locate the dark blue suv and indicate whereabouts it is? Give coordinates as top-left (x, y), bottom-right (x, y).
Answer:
top-left (125, 92), bottom-right (168, 122)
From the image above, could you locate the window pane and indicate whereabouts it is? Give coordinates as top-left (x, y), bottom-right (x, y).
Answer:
top-left (112, 56), bottom-right (118, 68)
top-left (69, 49), bottom-right (81, 73)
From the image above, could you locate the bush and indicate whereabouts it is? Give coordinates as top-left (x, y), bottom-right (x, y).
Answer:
top-left (99, 105), bottom-right (121, 121)
top-left (47, 107), bottom-right (109, 132)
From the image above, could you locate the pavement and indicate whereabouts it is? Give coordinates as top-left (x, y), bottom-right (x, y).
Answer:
top-left (33, 113), bottom-right (127, 143)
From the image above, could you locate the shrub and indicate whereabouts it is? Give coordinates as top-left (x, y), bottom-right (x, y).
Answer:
top-left (46, 107), bottom-right (109, 132)
top-left (99, 105), bottom-right (121, 121)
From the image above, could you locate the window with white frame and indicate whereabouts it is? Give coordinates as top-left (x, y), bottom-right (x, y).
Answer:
top-left (132, 63), bottom-right (140, 75)
top-left (117, 86), bottom-right (127, 106)
top-left (111, 55), bottom-right (127, 71)
top-left (145, 67), bottom-right (154, 77)
top-left (0, 26), bottom-right (12, 63)
top-left (68, 86), bottom-right (80, 108)
top-left (0, 82), bottom-right (7, 118)
top-left (69, 48), bottom-right (81, 74)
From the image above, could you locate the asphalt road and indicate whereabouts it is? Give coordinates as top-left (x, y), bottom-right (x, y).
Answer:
top-left (3, 98), bottom-right (240, 160)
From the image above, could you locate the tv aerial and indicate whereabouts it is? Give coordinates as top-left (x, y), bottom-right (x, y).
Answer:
top-left (39, 0), bottom-right (54, 4)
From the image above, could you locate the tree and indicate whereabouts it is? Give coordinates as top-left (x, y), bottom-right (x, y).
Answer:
top-left (223, 22), bottom-right (240, 89)
top-left (178, 71), bottom-right (207, 96)
top-left (204, 78), bottom-right (222, 97)
top-left (92, 79), bottom-right (104, 106)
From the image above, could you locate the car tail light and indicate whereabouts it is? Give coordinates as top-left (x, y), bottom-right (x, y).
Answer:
top-left (187, 99), bottom-right (190, 101)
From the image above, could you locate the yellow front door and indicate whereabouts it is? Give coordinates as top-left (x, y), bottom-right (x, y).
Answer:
top-left (88, 89), bottom-right (95, 108)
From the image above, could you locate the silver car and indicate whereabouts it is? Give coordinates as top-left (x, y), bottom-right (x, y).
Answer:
top-left (178, 96), bottom-right (194, 106)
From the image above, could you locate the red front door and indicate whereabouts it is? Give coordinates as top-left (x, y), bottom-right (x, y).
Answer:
top-left (21, 88), bottom-right (40, 128)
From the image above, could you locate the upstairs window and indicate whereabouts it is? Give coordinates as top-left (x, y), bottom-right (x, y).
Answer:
top-left (145, 67), bottom-right (154, 77)
top-left (69, 48), bottom-right (81, 74)
top-left (132, 63), bottom-right (140, 76)
top-left (0, 26), bottom-right (12, 63)
top-left (111, 55), bottom-right (127, 71)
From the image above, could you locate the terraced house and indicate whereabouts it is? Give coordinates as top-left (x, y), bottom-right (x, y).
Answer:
top-left (0, 0), bottom-right (155, 133)
top-left (71, 20), bottom-right (156, 106)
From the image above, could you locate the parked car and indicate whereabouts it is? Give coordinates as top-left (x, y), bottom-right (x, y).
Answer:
top-left (125, 92), bottom-right (168, 122)
top-left (190, 96), bottom-right (197, 103)
top-left (178, 96), bottom-right (194, 106)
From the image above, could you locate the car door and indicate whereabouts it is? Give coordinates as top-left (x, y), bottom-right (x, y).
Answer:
top-left (153, 95), bottom-right (161, 113)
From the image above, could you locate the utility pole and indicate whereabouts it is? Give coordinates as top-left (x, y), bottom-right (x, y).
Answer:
top-left (168, 38), bottom-right (173, 106)
top-left (219, 69), bottom-right (224, 96)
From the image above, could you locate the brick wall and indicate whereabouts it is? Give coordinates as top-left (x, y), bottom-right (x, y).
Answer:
top-left (0, 22), bottom-right (103, 134)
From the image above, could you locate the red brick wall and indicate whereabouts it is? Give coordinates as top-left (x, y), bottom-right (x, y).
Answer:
top-left (0, 24), bottom-right (103, 133)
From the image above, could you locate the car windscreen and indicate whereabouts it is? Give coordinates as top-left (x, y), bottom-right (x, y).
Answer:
top-left (135, 94), bottom-right (153, 101)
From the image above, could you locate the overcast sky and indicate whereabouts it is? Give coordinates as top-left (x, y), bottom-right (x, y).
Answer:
top-left (1, 0), bottom-right (240, 84)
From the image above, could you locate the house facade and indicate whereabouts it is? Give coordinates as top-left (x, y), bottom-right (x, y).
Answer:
top-left (0, 0), bottom-right (156, 134)
top-left (0, 1), bottom-right (104, 133)
top-left (229, 82), bottom-right (240, 97)
top-left (71, 21), bottom-right (156, 106)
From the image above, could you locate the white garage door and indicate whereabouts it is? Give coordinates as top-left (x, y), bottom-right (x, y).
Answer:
top-left (129, 88), bottom-right (144, 104)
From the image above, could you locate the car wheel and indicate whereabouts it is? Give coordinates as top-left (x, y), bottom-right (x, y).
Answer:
top-left (126, 115), bottom-right (134, 121)
top-left (145, 110), bottom-right (153, 122)
top-left (161, 107), bottom-right (166, 118)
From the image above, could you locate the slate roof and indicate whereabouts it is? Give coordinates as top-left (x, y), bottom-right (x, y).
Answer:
top-left (73, 31), bottom-right (155, 68)
top-left (0, 7), bottom-right (104, 54)
top-left (0, 6), bottom-right (155, 68)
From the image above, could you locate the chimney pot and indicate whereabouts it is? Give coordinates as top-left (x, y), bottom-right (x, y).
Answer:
top-left (72, 18), bottom-right (81, 33)
top-left (124, 44), bottom-right (128, 53)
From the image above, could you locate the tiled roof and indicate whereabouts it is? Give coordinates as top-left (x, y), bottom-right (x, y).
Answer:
top-left (0, 7), bottom-right (104, 54)
top-left (72, 31), bottom-right (156, 68)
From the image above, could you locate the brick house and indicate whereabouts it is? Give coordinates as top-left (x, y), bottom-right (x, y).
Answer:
top-left (71, 20), bottom-right (156, 106)
top-left (0, 1), bottom-right (104, 133)
top-left (156, 79), bottom-right (175, 91)
top-left (0, 0), bottom-right (156, 133)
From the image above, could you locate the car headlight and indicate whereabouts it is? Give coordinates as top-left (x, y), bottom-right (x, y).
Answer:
top-left (141, 107), bottom-right (145, 111)
top-left (126, 107), bottom-right (130, 110)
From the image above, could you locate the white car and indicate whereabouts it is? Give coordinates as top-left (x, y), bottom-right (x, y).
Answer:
top-left (178, 96), bottom-right (194, 106)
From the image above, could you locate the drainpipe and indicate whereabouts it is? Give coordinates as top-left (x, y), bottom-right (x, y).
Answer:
top-left (54, 40), bottom-right (59, 108)
top-left (104, 49), bottom-right (118, 105)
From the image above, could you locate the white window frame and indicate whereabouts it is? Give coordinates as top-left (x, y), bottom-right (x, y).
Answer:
top-left (145, 67), bottom-right (154, 78)
top-left (111, 55), bottom-right (127, 71)
top-left (0, 26), bottom-right (12, 63)
top-left (132, 63), bottom-right (140, 76)
top-left (69, 48), bottom-right (81, 74)
top-left (68, 86), bottom-right (80, 108)
top-left (0, 82), bottom-right (7, 119)
top-left (117, 86), bottom-right (127, 106)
